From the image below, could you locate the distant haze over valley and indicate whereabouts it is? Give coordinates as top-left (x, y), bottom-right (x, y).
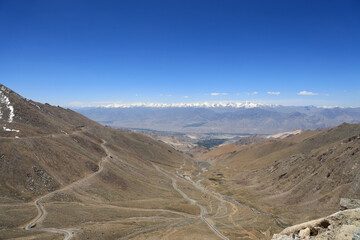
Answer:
top-left (75, 103), bottom-right (360, 134)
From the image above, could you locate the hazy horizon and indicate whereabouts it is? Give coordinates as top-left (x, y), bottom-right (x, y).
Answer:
top-left (67, 100), bottom-right (357, 109)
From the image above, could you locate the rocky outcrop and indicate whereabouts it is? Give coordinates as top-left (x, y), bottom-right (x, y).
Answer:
top-left (272, 208), bottom-right (360, 240)
top-left (353, 230), bottom-right (360, 240)
top-left (340, 198), bottom-right (360, 210)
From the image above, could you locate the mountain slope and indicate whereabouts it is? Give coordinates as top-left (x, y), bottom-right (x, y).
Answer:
top-left (200, 123), bottom-right (360, 228)
top-left (1, 85), bottom-right (218, 240)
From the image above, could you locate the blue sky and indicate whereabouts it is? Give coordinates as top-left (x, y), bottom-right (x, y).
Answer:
top-left (0, 0), bottom-right (359, 107)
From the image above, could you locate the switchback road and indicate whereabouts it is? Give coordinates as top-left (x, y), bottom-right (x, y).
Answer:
top-left (25, 140), bottom-right (110, 240)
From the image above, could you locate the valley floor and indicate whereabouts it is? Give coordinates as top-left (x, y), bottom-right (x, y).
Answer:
top-left (1, 144), bottom-right (282, 240)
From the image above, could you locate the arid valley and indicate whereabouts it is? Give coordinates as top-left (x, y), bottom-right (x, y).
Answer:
top-left (1, 1), bottom-right (360, 239)
top-left (1, 84), bottom-right (360, 239)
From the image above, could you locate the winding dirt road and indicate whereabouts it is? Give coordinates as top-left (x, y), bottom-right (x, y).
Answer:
top-left (191, 160), bottom-right (287, 229)
top-left (151, 162), bottom-right (229, 240)
top-left (24, 139), bottom-right (110, 240)
top-left (176, 158), bottom-right (239, 224)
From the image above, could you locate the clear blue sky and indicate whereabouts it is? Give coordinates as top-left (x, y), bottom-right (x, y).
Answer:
top-left (0, 0), bottom-right (359, 107)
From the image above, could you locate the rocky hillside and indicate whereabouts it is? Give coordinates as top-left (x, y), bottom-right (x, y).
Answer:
top-left (272, 199), bottom-right (360, 240)
top-left (200, 123), bottom-right (360, 231)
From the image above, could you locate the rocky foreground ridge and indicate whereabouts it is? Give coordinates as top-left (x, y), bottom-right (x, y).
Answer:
top-left (272, 198), bottom-right (360, 240)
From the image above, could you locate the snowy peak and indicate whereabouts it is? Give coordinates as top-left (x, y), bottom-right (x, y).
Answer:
top-left (77, 101), bottom-right (346, 109)
top-left (100, 101), bottom-right (277, 109)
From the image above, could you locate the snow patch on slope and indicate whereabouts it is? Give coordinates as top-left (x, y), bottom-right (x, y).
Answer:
top-left (3, 126), bottom-right (20, 132)
top-left (29, 101), bottom-right (41, 109)
top-left (0, 89), bottom-right (15, 122)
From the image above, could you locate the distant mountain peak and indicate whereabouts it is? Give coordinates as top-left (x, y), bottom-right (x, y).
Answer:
top-left (99, 101), bottom-right (278, 109)
top-left (72, 101), bottom-right (347, 109)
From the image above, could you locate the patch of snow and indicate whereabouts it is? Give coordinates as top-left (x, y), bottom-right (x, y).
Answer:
top-left (29, 101), bottom-right (41, 110)
top-left (15, 136), bottom-right (19, 139)
top-left (0, 90), bottom-right (15, 122)
top-left (3, 126), bottom-right (20, 132)
top-left (8, 105), bottom-right (14, 122)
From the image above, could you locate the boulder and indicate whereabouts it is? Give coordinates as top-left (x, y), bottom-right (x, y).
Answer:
top-left (353, 229), bottom-right (360, 240)
top-left (298, 227), bottom-right (310, 238)
top-left (340, 198), bottom-right (360, 210)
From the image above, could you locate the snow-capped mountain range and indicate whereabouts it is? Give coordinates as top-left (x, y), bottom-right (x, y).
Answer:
top-left (98, 101), bottom-right (277, 108)
top-left (76, 103), bottom-right (360, 134)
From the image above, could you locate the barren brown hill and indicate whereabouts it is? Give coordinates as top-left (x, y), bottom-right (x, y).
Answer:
top-left (0, 84), bottom-right (232, 240)
top-left (0, 84), bottom-right (182, 201)
top-left (200, 123), bottom-right (360, 230)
